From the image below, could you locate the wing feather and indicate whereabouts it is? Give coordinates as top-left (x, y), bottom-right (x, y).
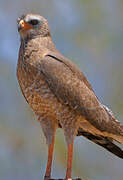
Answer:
top-left (31, 50), bottom-right (123, 136)
top-left (77, 128), bottom-right (123, 159)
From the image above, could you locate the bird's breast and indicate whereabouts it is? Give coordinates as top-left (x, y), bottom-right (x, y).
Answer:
top-left (17, 58), bottom-right (59, 122)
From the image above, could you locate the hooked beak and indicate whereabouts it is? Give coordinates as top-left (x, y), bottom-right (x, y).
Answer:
top-left (18, 20), bottom-right (33, 32)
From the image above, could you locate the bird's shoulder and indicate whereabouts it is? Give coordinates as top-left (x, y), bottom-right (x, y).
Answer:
top-left (37, 49), bottom-right (94, 92)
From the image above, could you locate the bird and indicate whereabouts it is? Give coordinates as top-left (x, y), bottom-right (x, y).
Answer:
top-left (17, 13), bottom-right (123, 180)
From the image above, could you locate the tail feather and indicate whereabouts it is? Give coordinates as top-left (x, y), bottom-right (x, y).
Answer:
top-left (77, 128), bottom-right (123, 159)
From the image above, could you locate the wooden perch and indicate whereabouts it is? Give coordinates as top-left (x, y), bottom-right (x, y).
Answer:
top-left (48, 178), bottom-right (82, 180)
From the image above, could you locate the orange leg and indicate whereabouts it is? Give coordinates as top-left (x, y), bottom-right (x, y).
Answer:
top-left (44, 136), bottom-right (55, 180)
top-left (66, 141), bottom-right (74, 179)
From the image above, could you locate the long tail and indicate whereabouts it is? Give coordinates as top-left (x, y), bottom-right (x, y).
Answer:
top-left (77, 128), bottom-right (123, 159)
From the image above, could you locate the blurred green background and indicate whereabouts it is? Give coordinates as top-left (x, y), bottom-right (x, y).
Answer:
top-left (0, 0), bottom-right (123, 180)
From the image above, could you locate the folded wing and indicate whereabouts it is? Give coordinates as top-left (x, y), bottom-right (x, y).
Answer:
top-left (32, 50), bottom-right (123, 138)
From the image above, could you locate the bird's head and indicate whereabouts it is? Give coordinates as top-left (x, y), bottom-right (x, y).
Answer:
top-left (17, 14), bottom-right (50, 40)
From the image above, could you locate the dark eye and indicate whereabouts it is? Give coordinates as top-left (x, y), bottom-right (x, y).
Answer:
top-left (28, 19), bottom-right (39, 25)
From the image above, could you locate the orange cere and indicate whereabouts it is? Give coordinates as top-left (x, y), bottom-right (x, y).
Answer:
top-left (19, 20), bottom-right (33, 31)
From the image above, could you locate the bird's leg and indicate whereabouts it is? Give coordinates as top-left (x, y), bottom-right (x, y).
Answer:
top-left (44, 136), bottom-right (55, 180)
top-left (65, 141), bottom-right (74, 180)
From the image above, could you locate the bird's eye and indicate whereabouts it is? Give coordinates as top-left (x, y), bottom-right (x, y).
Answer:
top-left (28, 19), bottom-right (39, 26)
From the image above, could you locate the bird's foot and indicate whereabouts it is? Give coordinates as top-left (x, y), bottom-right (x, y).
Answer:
top-left (44, 175), bottom-right (51, 180)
